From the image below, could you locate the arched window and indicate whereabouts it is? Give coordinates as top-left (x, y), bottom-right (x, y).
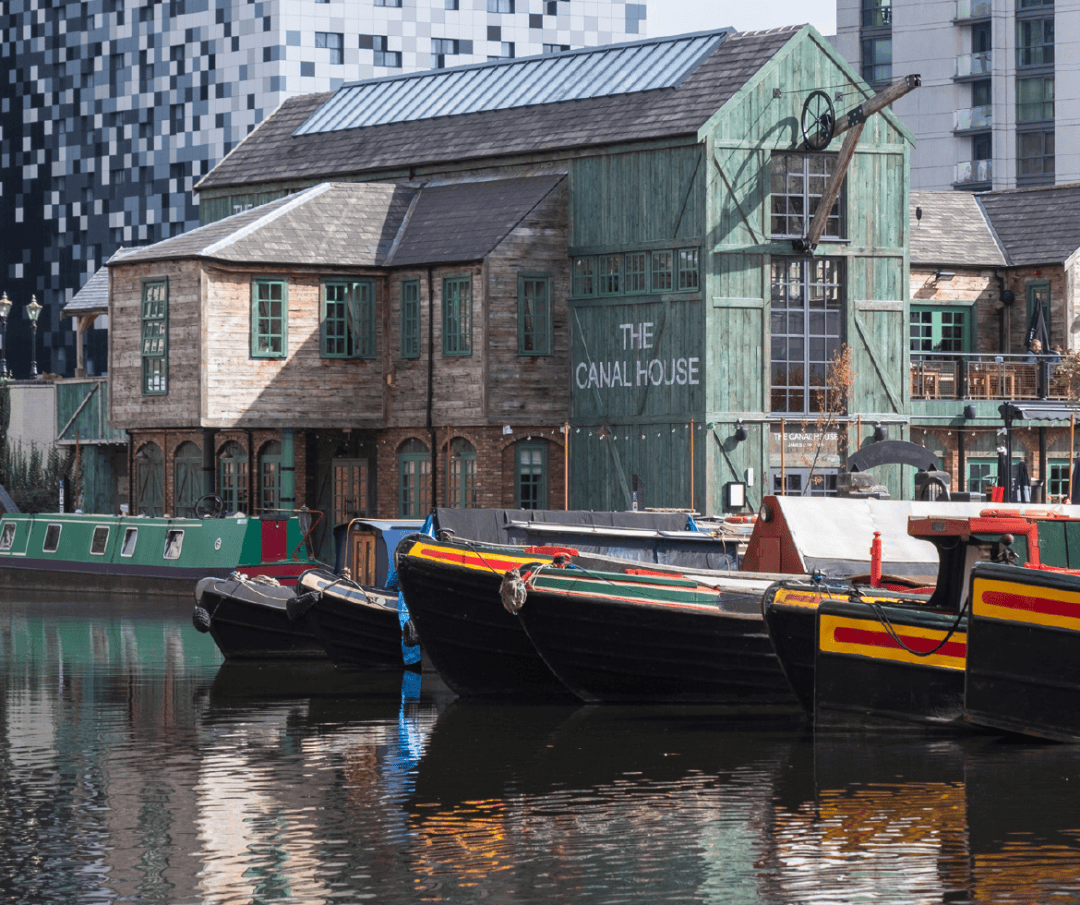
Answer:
top-left (398, 438), bottom-right (430, 518)
top-left (259, 440), bottom-right (282, 514)
top-left (135, 442), bottom-right (164, 516)
top-left (218, 441), bottom-right (249, 514)
top-left (515, 441), bottom-right (548, 510)
top-left (448, 437), bottom-right (477, 509)
top-left (173, 441), bottom-right (202, 517)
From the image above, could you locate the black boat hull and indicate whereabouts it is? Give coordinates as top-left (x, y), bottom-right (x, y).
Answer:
top-left (395, 539), bottom-right (570, 697)
top-left (815, 599), bottom-right (967, 726)
top-left (193, 575), bottom-right (327, 660)
top-left (515, 581), bottom-right (794, 704)
top-left (296, 569), bottom-right (410, 670)
top-left (966, 562), bottom-right (1080, 742)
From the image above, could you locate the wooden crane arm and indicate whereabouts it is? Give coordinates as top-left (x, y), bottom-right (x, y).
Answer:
top-left (795, 74), bottom-right (921, 254)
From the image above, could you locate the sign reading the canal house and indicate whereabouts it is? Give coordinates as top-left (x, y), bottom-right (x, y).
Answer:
top-left (574, 322), bottom-right (701, 391)
top-left (769, 425), bottom-right (843, 468)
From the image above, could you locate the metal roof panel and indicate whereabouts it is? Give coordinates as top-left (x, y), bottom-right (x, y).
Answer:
top-left (294, 30), bottom-right (730, 135)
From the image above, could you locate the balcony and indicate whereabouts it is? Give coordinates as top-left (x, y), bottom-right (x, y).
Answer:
top-left (955, 51), bottom-right (992, 79)
top-left (955, 158), bottom-right (993, 186)
top-left (954, 105), bottom-right (992, 132)
top-left (912, 353), bottom-right (1069, 402)
top-left (956, 0), bottom-right (992, 20)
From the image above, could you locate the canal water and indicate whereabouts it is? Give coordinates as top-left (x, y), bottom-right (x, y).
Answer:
top-left (3, 598), bottom-right (1080, 905)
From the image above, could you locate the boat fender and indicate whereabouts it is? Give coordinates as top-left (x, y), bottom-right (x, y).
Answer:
top-left (402, 619), bottom-right (421, 647)
top-left (192, 605), bottom-right (212, 633)
top-left (500, 568), bottom-right (528, 615)
top-left (286, 590), bottom-right (321, 622)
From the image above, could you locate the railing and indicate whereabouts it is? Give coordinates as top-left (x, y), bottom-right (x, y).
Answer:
top-left (956, 0), bottom-right (991, 19)
top-left (954, 105), bottom-right (992, 131)
top-left (955, 51), bottom-right (992, 78)
top-left (955, 158), bottom-right (993, 185)
top-left (912, 353), bottom-right (1069, 402)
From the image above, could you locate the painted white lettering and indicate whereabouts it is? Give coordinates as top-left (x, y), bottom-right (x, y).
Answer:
top-left (649, 360), bottom-right (664, 386)
top-left (688, 357), bottom-right (700, 385)
top-left (576, 362), bottom-right (589, 389)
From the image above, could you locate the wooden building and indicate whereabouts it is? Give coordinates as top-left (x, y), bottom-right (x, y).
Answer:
top-left (109, 27), bottom-right (918, 527)
top-left (910, 184), bottom-right (1080, 502)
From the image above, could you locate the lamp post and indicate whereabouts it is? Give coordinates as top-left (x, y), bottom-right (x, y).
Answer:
top-left (0, 293), bottom-right (11, 378)
top-left (25, 295), bottom-right (42, 379)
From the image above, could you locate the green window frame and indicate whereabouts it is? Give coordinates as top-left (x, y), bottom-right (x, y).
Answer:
top-left (677, 248), bottom-right (700, 291)
top-left (967, 459), bottom-right (998, 496)
top-left (909, 306), bottom-right (971, 353)
top-left (252, 278), bottom-right (288, 358)
top-left (401, 279), bottom-right (420, 359)
top-left (219, 441), bottom-right (249, 514)
top-left (650, 250), bottom-right (674, 292)
top-left (259, 440), bottom-right (282, 514)
top-left (448, 437), bottom-right (477, 509)
top-left (624, 252), bottom-right (647, 293)
top-left (398, 439), bottom-right (431, 518)
top-left (141, 278), bottom-right (168, 395)
top-left (442, 276), bottom-right (472, 356)
top-left (598, 254), bottom-right (621, 295)
top-left (1027, 281), bottom-right (1051, 335)
top-left (573, 256), bottom-right (596, 297)
top-left (518, 274), bottom-right (552, 356)
top-left (1048, 459), bottom-right (1072, 501)
top-left (515, 442), bottom-right (548, 510)
top-left (322, 279), bottom-right (375, 359)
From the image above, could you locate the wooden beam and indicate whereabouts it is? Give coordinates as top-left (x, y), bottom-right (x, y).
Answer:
top-left (796, 74), bottom-right (921, 254)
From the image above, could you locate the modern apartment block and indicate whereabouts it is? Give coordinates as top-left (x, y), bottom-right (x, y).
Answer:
top-left (0, 0), bottom-right (644, 378)
top-left (833, 0), bottom-right (1080, 192)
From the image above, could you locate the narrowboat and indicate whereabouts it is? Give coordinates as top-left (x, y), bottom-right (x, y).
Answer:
top-left (192, 572), bottom-right (327, 660)
top-left (965, 561), bottom-right (1080, 742)
top-left (764, 508), bottom-right (1080, 726)
top-left (507, 563), bottom-right (793, 704)
top-left (395, 534), bottom-right (576, 696)
top-left (191, 518), bottom-right (420, 663)
top-left (0, 509), bottom-right (323, 597)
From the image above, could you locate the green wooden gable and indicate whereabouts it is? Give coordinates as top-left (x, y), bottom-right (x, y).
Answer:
top-left (567, 27), bottom-right (915, 512)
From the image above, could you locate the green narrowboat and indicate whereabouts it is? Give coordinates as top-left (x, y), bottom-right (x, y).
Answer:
top-left (0, 510), bottom-right (324, 597)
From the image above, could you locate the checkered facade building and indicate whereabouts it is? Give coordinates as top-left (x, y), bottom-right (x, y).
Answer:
top-left (0, 0), bottom-right (645, 378)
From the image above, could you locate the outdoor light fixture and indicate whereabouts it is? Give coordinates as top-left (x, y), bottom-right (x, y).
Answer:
top-left (873, 422), bottom-right (887, 442)
top-left (935, 270), bottom-right (955, 282)
top-left (24, 294), bottom-right (42, 379)
top-left (964, 405), bottom-right (977, 419)
top-left (734, 420), bottom-right (748, 442)
top-left (0, 293), bottom-right (11, 378)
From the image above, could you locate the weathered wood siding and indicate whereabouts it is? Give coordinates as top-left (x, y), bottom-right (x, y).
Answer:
top-left (567, 145), bottom-right (707, 510)
top-left (484, 179), bottom-right (571, 424)
top-left (703, 28), bottom-right (913, 503)
top-left (109, 259), bottom-right (203, 430)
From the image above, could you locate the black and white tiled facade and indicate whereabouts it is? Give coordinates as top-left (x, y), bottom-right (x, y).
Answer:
top-left (0, 0), bottom-right (643, 378)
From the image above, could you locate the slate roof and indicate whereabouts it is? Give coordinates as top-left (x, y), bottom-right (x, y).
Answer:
top-left (977, 183), bottom-right (1080, 266)
top-left (109, 176), bottom-right (564, 269)
top-left (388, 176), bottom-right (562, 266)
top-left (197, 27), bottom-right (804, 192)
top-left (61, 263), bottom-right (111, 317)
top-left (909, 191), bottom-right (1005, 267)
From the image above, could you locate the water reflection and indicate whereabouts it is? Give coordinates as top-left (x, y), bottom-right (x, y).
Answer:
top-left (2, 599), bottom-right (1080, 904)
